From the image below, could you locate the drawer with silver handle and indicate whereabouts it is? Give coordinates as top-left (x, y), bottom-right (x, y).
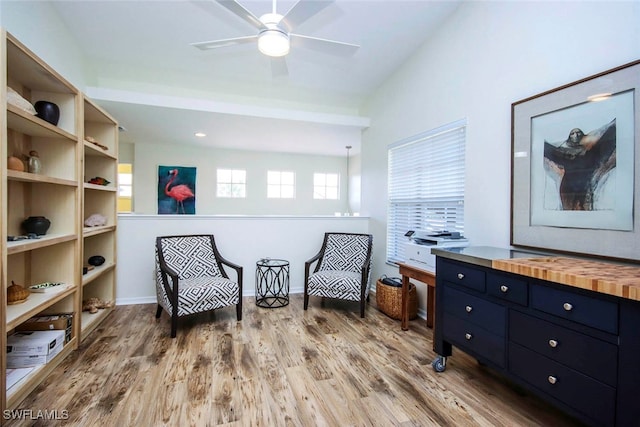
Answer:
top-left (487, 272), bottom-right (528, 305)
top-left (509, 342), bottom-right (615, 427)
top-left (531, 284), bottom-right (618, 334)
top-left (438, 260), bottom-right (486, 292)
top-left (509, 310), bottom-right (618, 386)
top-left (442, 285), bottom-right (506, 335)
top-left (442, 312), bottom-right (505, 367)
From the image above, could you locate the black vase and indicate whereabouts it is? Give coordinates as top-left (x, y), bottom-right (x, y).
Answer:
top-left (34, 101), bottom-right (60, 126)
top-left (22, 216), bottom-right (51, 235)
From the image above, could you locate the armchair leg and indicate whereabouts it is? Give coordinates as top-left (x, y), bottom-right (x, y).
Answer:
top-left (236, 300), bottom-right (242, 321)
top-left (155, 304), bottom-right (163, 319)
top-left (304, 292), bottom-right (309, 310)
top-left (360, 300), bottom-right (366, 318)
top-left (171, 315), bottom-right (178, 338)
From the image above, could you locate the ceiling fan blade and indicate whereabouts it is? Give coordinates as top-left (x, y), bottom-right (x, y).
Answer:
top-left (290, 33), bottom-right (359, 56)
top-left (270, 57), bottom-right (289, 78)
top-left (281, 0), bottom-right (334, 32)
top-left (191, 35), bottom-right (258, 50)
top-left (215, 0), bottom-right (267, 30)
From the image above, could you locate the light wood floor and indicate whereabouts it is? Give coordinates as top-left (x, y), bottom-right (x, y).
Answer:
top-left (8, 294), bottom-right (584, 427)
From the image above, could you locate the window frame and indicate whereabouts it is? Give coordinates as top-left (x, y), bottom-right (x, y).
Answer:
top-left (313, 172), bottom-right (340, 200)
top-left (117, 163), bottom-right (133, 213)
top-left (216, 168), bottom-right (247, 198)
top-left (386, 119), bottom-right (467, 265)
top-left (267, 170), bottom-right (296, 199)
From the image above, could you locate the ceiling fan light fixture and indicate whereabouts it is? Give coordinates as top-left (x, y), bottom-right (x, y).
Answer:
top-left (258, 29), bottom-right (290, 57)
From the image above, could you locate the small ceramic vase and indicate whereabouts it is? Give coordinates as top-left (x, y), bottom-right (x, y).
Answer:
top-left (28, 150), bottom-right (42, 174)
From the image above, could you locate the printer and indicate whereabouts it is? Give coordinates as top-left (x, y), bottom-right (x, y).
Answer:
top-left (403, 230), bottom-right (469, 271)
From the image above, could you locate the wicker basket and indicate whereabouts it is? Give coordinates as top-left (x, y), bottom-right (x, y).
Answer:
top-left (376, 280), bottom-right (418, 320)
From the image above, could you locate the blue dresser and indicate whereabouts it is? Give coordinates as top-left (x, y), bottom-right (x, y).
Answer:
top-left (432, 246), bottom-right (640, 427)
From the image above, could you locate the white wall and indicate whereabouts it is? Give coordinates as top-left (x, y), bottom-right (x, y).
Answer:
top-left (116, 215), bottom-right (369, 304)
top-left (0, 1), bottom-right (86, 89)
top-left (133, 141), bottom-right (357, 215)
top-left (361, 1), bottom-right (640, 303)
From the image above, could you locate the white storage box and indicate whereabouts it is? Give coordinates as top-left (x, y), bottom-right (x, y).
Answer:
top-left (6, 341), bottom-right (63, 368)
top-left (6, 330), bottom-right (65, 356)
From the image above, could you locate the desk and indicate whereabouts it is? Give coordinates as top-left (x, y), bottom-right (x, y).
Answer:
top-left (398, 263), bottom-right (436, 331)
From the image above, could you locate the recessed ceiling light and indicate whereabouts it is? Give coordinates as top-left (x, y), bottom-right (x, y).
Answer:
top-left (587, 93), bottom-right (612, 102)
top-left (194, 132), bottom-right (206, 138)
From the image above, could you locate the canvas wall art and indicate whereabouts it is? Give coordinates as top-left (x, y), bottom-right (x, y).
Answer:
top-left (157, 166), bottom-right (196, 214)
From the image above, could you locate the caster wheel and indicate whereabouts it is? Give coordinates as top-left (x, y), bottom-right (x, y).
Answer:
top-left (432, 356), bottom-right (446, 372)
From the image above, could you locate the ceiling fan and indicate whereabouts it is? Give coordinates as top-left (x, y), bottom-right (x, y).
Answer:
top-left (191, 0), bottom-right (359, 69)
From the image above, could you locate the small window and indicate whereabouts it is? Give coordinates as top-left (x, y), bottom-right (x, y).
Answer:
top-left (313, 172), bottom-right (339, 200)
top-left (267, 171), bottom-right (295, 199)
top-left (217, 169), bottom-right (246, 198)
top-left (118, 163), bottom-right (132, 213)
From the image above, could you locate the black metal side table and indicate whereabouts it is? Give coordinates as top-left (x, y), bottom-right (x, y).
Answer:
top-left (255, 258), bottom-right (290, 308)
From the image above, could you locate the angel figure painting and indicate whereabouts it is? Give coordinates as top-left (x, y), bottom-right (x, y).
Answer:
top-left (158, 166), bottom-right (196, 214)
top-left (530, 90), bottom-right (634, 231)
top-left (543, 119), bottom-right (616, 211)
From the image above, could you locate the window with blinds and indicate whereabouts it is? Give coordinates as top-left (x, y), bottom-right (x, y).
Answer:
top-left (386, 119), bottom-right (466, 264)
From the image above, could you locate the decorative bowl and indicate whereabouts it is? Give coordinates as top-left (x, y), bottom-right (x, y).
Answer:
top-left (88, 255), bottom-right (105, 266)
top-left (22, 216), bottom-right (51, 235)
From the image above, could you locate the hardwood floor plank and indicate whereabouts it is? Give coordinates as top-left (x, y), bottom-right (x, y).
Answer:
top-left (6, 295), bottom-right (585, 427)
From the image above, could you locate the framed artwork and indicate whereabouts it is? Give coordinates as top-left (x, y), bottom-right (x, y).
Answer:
top-left (158, 165), bottom-right (196, 214)
top-left (511, 60), bottom-right (640, 261)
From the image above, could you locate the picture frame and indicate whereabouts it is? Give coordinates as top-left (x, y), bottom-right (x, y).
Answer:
top-left (157, 165), bottom-right (196, 215)
top-left (511, 60), bottom-right (640, 262)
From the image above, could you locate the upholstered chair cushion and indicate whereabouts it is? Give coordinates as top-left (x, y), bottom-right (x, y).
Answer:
top-left (304, 232), bottom-right (373, 317)
top-left (155, 234), bottom-right (242, 337)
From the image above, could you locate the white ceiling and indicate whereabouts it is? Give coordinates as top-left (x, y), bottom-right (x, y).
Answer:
top-left (48, 0), bottom-right (461, 156)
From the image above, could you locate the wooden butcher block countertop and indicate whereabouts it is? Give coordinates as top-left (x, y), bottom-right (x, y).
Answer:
top-left (492, 257), bottom-right (640, 302)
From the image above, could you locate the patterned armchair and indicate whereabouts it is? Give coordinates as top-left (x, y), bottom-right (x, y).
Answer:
top-left (304, 232), bottom-right (373, 317)
top-left (155, 234), bottom-right (242, 337)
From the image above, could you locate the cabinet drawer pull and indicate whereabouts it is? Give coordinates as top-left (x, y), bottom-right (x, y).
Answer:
top-left (548, 375), bottom-right (557, 385)
top-left (563, 302), bottom-right (573, 311)
top-left (457, 273), bottom-right (465, 280)
top-left (500, 285), bottom-right (509, 293)
top-left (465, 305), bottom-right (473, 313)
top-left (465, 333), bottom-right (472, 340)
top-left (548, 339), bottom-right (558, 348)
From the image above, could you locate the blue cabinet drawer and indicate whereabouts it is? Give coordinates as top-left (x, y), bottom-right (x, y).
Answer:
top-left (443, 312), bottom-right (505, 367)
top-left (509, 342), bottom-right (615, 427)
top-left (439, 260), bottom-right (486, 292)
top-left (443, 285), bottom-right (506, 336)
top-left (509, 310), bottom-right (618, 387)
top-left (487, 272), bottom-right (528, 306)
top-left (531, 285), bottom-right (618, 334)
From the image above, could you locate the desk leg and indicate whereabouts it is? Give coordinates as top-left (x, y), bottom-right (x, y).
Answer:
top-left (401, 275), bottom-right (409, 331)
top-left (426, 285), bottom-right (434, 329)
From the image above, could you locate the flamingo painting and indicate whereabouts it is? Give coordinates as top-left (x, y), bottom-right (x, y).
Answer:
top-left (158, 166), bottom-right (196, 214)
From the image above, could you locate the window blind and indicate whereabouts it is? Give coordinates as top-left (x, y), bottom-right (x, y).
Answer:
top-left (386, 120), bottom-right (466, 264)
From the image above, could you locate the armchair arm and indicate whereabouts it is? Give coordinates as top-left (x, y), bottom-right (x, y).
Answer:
top-left (304, 250), bottom-right (322, 281)
top-left (158, 262), bottom-right (180, 304)
top-left (217, 255), bottom-right (243, 291)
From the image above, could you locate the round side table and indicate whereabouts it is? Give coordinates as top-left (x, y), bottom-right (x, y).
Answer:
top-left (255, 258), bottom-right (290, 308)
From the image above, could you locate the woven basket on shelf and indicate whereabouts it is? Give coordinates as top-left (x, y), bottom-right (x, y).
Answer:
top-left (376, 280), bottom-right (418, 320)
